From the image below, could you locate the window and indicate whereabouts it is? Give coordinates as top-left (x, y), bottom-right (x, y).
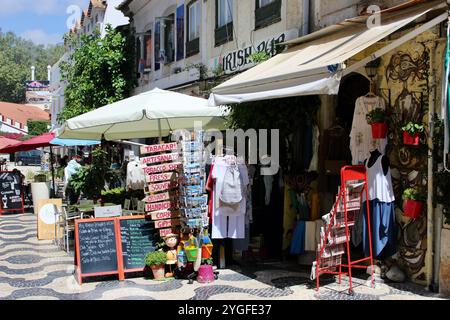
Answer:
top-left (255, 0), bottom-right (281, 29)
top-left (259, 0), bottom-right (274, 7)
top-left (95, 14), bottom-right (98, 23)
top-left (217, 0), bottom-right (233, 28)
top-left (144, 33), bottom-right (152, 70)
top-left (186, 1), bottom-right (200, 57)
top-left (188, 1), bottom-right (200, 41)
top-left (215, 0), bottom-right (233, 46)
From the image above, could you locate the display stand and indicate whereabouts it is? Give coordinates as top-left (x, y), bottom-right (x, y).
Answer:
top-left (315, 165), bottom-right (375, 295)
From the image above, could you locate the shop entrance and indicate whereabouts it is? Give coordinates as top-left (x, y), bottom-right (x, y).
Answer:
top-left (320, 73), bottom-right (371, 207)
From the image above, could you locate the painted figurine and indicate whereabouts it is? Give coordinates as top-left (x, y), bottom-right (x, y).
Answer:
top-left (164, 233), bottom-right (179, 278)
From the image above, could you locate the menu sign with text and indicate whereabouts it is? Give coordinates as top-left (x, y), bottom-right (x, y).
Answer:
top-left (119, 218), bottom-right (156, 271)
top-left (77, 220), bottom-right (118, 275)
top-left (0, 172), bottom-right (24, 213)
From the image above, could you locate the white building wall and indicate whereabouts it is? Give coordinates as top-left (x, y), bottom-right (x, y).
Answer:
top-left (128, 0), bottom-right (305, 95)
top-left (311, 0), bottom-right (409, 31)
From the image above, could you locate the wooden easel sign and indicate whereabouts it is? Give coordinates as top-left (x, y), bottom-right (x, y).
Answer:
top-left (74, 216), bottom-right (156, 284)
top-left (74, 218), bottom-right (122, 285)
top-left (0, 171), bottom-right (25, 215)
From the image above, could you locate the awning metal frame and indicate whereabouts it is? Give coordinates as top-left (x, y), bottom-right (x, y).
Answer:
top-left (343, 12), bottom-right (448, 76)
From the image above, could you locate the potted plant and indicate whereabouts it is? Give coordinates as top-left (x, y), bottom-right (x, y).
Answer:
top-left (145, 251), bottom-right (168, 280)
top-left (402, 122), bottom-right (424, 146)
top-left (402, 188), bottom-right (426, 219)
top-left (366, 108), bottom-right (388, 139)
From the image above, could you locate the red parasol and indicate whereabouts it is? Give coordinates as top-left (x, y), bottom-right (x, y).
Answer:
top-left (0, 132), bottom-right (55, 154)
top-left (0, 136), bottom-right (20, 151)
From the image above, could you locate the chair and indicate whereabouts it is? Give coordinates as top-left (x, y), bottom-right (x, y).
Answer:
top-left (124, 199), bottom-right (131, 210)
top-left (137, 201), bottom-right (146, 214)
top-left (55, 206), bottom-right (81, 253)
top-left (131, 197), bottom-right (139, 210)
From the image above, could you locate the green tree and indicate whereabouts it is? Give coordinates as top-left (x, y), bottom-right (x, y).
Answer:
top-left (27, 120), bottom-right (50, 136)
top-left (60, 25), bottom-right (136, 121)
top-left (0, 29), bottom-right (64, 103)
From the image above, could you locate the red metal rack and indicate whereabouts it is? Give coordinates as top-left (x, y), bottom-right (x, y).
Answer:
top-left (315, 165), bottom-right (375, 295)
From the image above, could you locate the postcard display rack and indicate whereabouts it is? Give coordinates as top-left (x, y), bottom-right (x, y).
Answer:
top-left (178, 131), bottom-right (209, 231)
top-left (315, 165), bottom-right (375, 295)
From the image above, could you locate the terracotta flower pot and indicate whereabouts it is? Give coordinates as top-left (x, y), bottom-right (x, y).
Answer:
top-left (371, 123), bottom-right (388, 139)
top-left (403, 132), bottom-right (420, 146)
top-left (403, 200), bottom-right (424, 219)
top-left (150, 264), bottom-right (166, 280)
top-left (202, 244), bottom-right (214, 259)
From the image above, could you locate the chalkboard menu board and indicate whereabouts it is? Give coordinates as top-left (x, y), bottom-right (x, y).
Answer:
top-left (0, 172), bottom-right (24, 213)
top-left (77, 220), bottom-right (118, 275)
top-left (120, 217), bottom-right (156, 270)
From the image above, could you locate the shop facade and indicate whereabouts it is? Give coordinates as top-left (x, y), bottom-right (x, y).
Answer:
top-left (209, 0), bottom-right (450, 293)
top-left (118, 0), bottom-right (305, 97)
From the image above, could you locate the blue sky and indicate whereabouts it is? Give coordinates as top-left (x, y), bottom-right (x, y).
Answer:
top-left (0, 0), bottom-right (90, 46)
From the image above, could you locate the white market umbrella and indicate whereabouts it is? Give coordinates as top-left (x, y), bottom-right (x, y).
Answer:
top-left (57, 88), bottom-right (229, 141)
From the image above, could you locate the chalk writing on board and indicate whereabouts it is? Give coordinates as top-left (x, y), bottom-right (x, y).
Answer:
top-left (77, 221), bottom-right (118, 273)
top-left (120, 218), bottom-right (156, 270)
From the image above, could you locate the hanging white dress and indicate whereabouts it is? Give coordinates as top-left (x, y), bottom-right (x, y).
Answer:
top-left (349, 96), bottom-right (388, 165)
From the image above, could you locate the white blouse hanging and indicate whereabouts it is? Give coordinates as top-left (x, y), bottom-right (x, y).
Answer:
top-left (349, 96), bottom-right (388, 165)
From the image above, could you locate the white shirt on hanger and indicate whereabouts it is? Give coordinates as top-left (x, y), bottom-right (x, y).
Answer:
top-left (350, 96), bottom-right (388, 165)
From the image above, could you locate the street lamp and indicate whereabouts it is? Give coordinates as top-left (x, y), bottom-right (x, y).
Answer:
top-left (365, 57), bottom-right (381, 79)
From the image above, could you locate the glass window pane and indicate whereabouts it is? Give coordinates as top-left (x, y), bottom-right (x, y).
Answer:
top-left (259, 0), bottom-right (273, 7)
top-left (218, 0), bottom-right (233, 27)
top-left (189, 1), bottom-right (200, 40)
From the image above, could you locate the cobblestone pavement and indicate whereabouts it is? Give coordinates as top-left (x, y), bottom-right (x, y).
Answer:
top-left (0, 214), bottom-right (446, 300)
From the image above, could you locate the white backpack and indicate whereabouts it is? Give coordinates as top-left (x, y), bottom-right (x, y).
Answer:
top-left (220, 164), bottom-right (242, 205)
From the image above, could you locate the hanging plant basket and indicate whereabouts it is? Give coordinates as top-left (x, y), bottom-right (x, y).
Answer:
top-left (403, 200), bottom-right (424, 219)
top-left (403, 131), bottom-right (420, 146)
top-left (371, 122), bottom-right (388, 139)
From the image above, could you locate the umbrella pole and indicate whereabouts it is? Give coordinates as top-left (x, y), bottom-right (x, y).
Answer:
top-left (158, 119), bottom-right (162, 143)
top-left (49, 146), bottom-right (56, 198)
